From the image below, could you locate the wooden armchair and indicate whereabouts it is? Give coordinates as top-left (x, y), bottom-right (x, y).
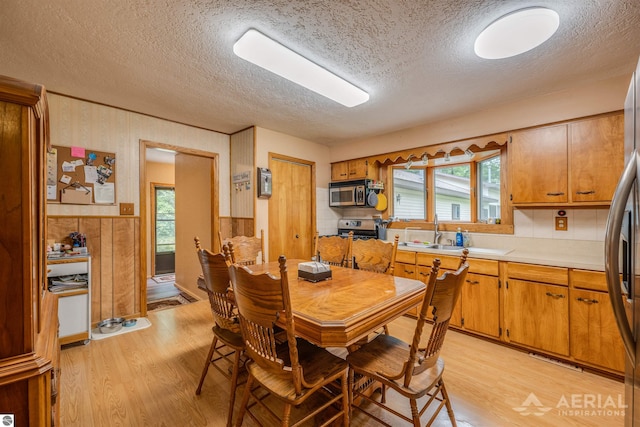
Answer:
top-left (230, 256), bottom-right (349, 427)
top-left (347, 256), bottom-right (469, 427)
top-left (219, 229), bottom-right (265, 265)
top-left (194, 237), bottom-right (244, 427)
top-left (313, 231), bottom-right (352, 266)
top-left (352, 234), bottom-right (400, 274)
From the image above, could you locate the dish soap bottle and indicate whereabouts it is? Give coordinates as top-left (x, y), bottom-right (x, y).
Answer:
top-left (456, 227), bottom-right (463, 247)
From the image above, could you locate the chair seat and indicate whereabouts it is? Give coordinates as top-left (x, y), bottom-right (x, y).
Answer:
top-left (212, 324), bottom-right (244, 349)
top-left (347, 333), bottom-right (444, 399)
top-left (248, 338), bottom-right (348, 404)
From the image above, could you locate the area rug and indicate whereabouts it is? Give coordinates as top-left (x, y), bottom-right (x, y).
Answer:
top-left (147, 292), bottom-right (197, 311)
top-left (152, 274), bottom-right (175, 283)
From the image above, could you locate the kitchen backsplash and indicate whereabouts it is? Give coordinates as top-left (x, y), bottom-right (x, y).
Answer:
top-left (317, 186), bottom-right (608, 243)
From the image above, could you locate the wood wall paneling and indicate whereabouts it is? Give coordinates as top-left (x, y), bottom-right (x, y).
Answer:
top-left (79, 217), bottom-right (102, 324)
top-left (48, 216), bottom-right (141, 324)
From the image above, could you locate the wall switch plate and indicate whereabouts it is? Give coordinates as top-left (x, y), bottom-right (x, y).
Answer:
top-left (120, 202), bottom-right (134, 215)
top-left (555, 216), bottom-right (567, 231)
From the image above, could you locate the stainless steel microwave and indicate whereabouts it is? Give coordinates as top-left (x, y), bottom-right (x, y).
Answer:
top-left (329, 179), bottom-right (371, 207)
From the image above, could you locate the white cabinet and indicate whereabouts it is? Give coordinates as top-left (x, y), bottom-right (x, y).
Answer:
top-left (47, 256), bottom-right (91, 345)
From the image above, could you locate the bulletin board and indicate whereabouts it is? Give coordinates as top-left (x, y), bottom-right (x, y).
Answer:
top-left (47, 145), bottom-right (117, 205)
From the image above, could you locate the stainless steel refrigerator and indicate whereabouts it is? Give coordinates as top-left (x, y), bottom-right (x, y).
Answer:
top-left (606, 56), bottom-right (640, 426)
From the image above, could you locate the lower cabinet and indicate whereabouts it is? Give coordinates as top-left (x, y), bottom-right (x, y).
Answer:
top-left (462, 272), bottom-right (500, 338)
top-left (395, 251), bottom-right (624, 375)
top-left (504, 278), bottom-right (570, 356)
top-left (569, 270), bottom-right (625, 372)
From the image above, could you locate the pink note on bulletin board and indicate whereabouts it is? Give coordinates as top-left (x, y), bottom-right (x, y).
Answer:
top-left (71, 146), bottom-right (85, 158)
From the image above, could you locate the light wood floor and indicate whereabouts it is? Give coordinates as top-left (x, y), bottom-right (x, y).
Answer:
top-left (59, 300), bottom-right (625, 426)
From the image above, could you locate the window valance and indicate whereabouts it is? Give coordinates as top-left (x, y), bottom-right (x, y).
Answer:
top-left (367, 132), bottom-right (509, 165)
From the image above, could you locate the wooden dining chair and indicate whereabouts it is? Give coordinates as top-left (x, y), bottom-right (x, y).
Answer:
top-left (347, 257), bottom-right (469, 427)
top-left (219, 229), bottom-right (265, 265)
top-left (194, 237), bottom-right (245, 427)
top-left (352, 234), bottom-right (400, 274)
top-left (230, 256), bottom-right (350, 427)
top-left (313, 231), bottom-right (353, 266)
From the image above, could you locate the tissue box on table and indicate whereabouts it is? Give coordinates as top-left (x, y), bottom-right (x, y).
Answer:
top-left (298, 262), bottom-right (332, 283)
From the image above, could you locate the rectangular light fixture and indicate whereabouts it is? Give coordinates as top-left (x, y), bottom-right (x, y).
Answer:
top-left (233, 29), bottom-right (369, 107)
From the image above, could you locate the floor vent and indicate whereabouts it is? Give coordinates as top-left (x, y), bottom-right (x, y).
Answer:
top-left (529, 353), bottom-right (583, 372)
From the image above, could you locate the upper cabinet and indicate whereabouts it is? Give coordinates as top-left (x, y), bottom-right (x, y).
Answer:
top-left (331, 158), bottom-right (378, 181)
top-left (569, 114), bottom-right (624, 203)
top-left (509, 112), bottom-right (623, 206)
top-left (510, 124), bottom-right (568, 204)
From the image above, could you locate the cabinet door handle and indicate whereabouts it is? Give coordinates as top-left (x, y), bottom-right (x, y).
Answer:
top-left (576, 190), bottom-right (596, 195)
top-left (546, 192), bottom-right (565, 196)
top-left (545, 291), bottom-right (565, 298)
top-left (466, 279), bottom-right (480, 284)
top-left (405, 269), bottom-right (414, 274)
top-left (419, 271), bottom-right (429, 276)
top-left (577, 297), bottom-right (599, 304)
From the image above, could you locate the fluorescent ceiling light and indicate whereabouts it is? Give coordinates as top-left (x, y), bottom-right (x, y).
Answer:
top-left (233, 29), bottom-right (369, 107)
top-left (474, 7), bottom-right (559, 59)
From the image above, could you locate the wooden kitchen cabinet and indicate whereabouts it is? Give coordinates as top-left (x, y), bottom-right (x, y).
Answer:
top-left (569, 114), bottom-right (624, 203)
top-left (0, 76), bottom-right (60, 426)
top-left (569, 269), bottom-right (625, 373)
top-left (331, 158), bottom-right (377, 181)
top-left (509, 112), bottom-right (623, 206)
top-left (394, 251), bottom-right (418, 314)
top-left (504, 263), bottom-right (569, 356)
top-left (570, 288), bottom-right (625, 372)
top-left (460, 261), bottom-right (500, 338)
top-left (509, 124), bottom-right (568, 204)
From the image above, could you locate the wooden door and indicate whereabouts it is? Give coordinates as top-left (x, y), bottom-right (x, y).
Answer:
top-left (569, 113), bottom-right (624, 202)
top-left (504, 279), bottom-right (569, 356)
top-left (269, 155), bottom-right (315, 261)
top-left (462, 273), bottom-right (500, 337)
top-left (570, 289), bottom-right (625, 372)
top-left (510, 125), bottom-right (568, 204)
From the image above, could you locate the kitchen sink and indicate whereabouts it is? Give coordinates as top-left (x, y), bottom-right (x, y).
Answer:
top-left (399, 242), bottom-right (513, 256)
top-left (424, 244), bottom-right (462, 250)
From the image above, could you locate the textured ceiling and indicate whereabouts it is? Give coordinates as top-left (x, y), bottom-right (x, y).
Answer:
top-left (1, 1), bottom-right (640, 146)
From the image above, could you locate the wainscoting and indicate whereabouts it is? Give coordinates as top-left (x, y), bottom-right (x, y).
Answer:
top-left (48, 216), bottom-right (141, 325)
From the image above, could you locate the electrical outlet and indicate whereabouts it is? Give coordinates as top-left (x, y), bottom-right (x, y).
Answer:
top-left (120, 203), bottom-right (134, 215)
top-left (555, 216), bottom-right (567, 231)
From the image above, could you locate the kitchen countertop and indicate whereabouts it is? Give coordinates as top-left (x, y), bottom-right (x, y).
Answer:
top-left (396, 241), bottom-right (606, 271)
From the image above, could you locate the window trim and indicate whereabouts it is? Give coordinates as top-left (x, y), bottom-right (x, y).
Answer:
top-left (387, 146), bottom-right (511, 234)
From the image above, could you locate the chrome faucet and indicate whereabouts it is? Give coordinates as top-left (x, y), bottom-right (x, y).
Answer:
top-left (433, 214), bottom-right (442, 244)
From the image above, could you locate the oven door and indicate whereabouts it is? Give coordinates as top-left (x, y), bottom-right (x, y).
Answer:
top-left (330, 185), bottom-right (356, 207)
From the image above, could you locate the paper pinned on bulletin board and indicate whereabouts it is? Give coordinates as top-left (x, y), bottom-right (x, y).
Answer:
top-left (49, 145), bottom-right (116, 205)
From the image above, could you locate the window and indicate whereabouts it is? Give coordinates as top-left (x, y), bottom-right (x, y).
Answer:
top-left (478, 155), bottom-right (501, 221)
top-left (391, 150), bottom-right (502, 224)
top-left (392, 168), bottom-right (425, 219)
top-left (155, 186), bottom-right (176, 253)
top-left (434, 165), bottom-right (470, 221)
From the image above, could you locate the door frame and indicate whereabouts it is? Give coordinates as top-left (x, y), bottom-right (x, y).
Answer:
top-left (139, 140), bottom-right (219, 316)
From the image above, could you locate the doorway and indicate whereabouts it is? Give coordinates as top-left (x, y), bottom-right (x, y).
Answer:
top-left (140, 140), bottom-right (219, 314)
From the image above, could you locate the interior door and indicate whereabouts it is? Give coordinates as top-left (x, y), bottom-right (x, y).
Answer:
top-left (268, 155), bottom-right (315, 261)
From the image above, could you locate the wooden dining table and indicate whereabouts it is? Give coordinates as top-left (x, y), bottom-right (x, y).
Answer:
top-left (242, 259), bottom-right (426, 348)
